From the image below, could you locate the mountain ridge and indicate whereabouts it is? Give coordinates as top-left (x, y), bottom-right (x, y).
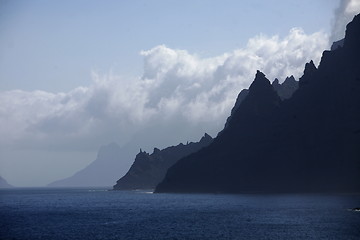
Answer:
top-left (155, 14), bottom-right (360, 194)
top-left (113, 133), bottom-right (213, 190)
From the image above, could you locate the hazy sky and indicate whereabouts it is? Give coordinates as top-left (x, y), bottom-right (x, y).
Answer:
top-left (1, 0), bottom-right (359, 186)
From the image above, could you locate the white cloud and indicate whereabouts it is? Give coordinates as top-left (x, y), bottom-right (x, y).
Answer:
top-left (330, 0), bottom-right (360, 43)
top-left (0, 27), bottom-right (329, 153)
top-left (346, 0), bottom-right (360, 14)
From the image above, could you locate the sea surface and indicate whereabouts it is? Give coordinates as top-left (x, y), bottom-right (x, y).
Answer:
top-left (1, 188), bottom-right (360, 240)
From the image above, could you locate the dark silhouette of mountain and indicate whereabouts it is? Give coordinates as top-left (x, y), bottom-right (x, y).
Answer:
top-left (156, 14), bottom-right (360, 194)
top-left (113, 133), bottom-right (212, 190)
top-left (222, 89), bottom-right (249, 131)
top-left (0, 176), bottom-right (13, 188)
top-left (298, 60), bottom-right (317, 87)
top-left (272, 76), bottom-right (299, 100)
top-left (223, 76), bottom-right (297, 133)
top-left (48, 143), bottom-right (135, 187)
top-left (331, 38), bottom-right (344, 51)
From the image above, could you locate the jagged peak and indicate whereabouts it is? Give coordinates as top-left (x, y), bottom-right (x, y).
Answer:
top-left (303, 60), bottom-right (317, 78)
top-left (228, 70), bottom-right (281, 117)
top-left (284, 75), bottom-right (296, 83)
top-left (248, 70), bottom-right (273, 94)
top-left (153, 147), bottom-right (161, 154)
top-left (272, 78), bottom-right (280, 86)
top-left (299, 60), bottom-right (317, 87)
top-left (252, 70), bottom-right (268, 85)
top-left (200, 133), bottom-right (212, 143)
top-left (305, 60), bottom-right (317, 73)
top-left (137, 149), bottom-right (149, 158)
top-left (256, 70), bottom-right (266, 79)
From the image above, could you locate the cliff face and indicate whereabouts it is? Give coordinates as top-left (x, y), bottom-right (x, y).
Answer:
top-left (155, 15), bottom-right (360, 194)
top-left (113, 133), bottom-right (212, 190)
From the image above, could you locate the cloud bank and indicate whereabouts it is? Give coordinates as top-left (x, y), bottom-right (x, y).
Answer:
top-left (0, 28), bottom-right (329, 154)
top-left (330, 0), bottom-right (360, 42)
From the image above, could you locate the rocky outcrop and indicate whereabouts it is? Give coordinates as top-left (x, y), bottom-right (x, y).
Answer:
top-left (113, 133), bottom-right (212, 190)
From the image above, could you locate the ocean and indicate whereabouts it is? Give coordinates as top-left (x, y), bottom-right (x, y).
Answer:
top-left (1, 188), bottom-right (360, 239)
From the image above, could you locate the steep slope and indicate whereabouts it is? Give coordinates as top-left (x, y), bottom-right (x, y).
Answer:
top-left (48, 143), bottom-right (134, 187)
top-left (0, 176), bottom-right (13, 188)
top-left (156, 14), bottom-right (360, 193)
top-left (156, 71), bottom-right (282, 193)
top-left (113, 133), bottom-right (212, 190)
top-left (222, 89), bottom-right (249, 131)
top-left (224, 75), bottom-right (298, 132)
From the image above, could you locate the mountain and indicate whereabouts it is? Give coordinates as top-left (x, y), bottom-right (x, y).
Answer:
top-left (223, 76), bottom-right (297, 132)
top-left (222, 89), bottom-right (249, 131)
top-left (272, 75), bottom-right (299, 100)
top-left (155, 14), bottom-right (360, 194)
top-left (113, 133), bottom-right (213, 190)
top-left (0, 176), bottom-right (13, 188)
top-left (48, 143), bottom-right (134, 187)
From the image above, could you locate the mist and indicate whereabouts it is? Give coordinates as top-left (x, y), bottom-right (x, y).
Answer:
top-left (330, 0), bottom-right (360, 42)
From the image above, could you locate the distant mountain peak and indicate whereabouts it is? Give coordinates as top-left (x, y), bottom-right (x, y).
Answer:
top-left (284, 75), bottom-right (296, 83)
top-left (272, 78), bottom-right (280, 86)
top-left (200, 133), bottom-right (213, 144)
top-left (272, 75), bottom-right (299, 100)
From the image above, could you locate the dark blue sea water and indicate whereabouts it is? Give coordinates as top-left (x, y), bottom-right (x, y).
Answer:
top-left (1, 188), bottom-right (360, 240)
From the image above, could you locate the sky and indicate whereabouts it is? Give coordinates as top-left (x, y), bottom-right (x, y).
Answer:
top-left (0, 0), bottom-right (359, 186)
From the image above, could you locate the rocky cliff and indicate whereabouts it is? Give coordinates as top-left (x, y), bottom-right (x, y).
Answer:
top-left (113, 133), bottom-right (212, 190)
